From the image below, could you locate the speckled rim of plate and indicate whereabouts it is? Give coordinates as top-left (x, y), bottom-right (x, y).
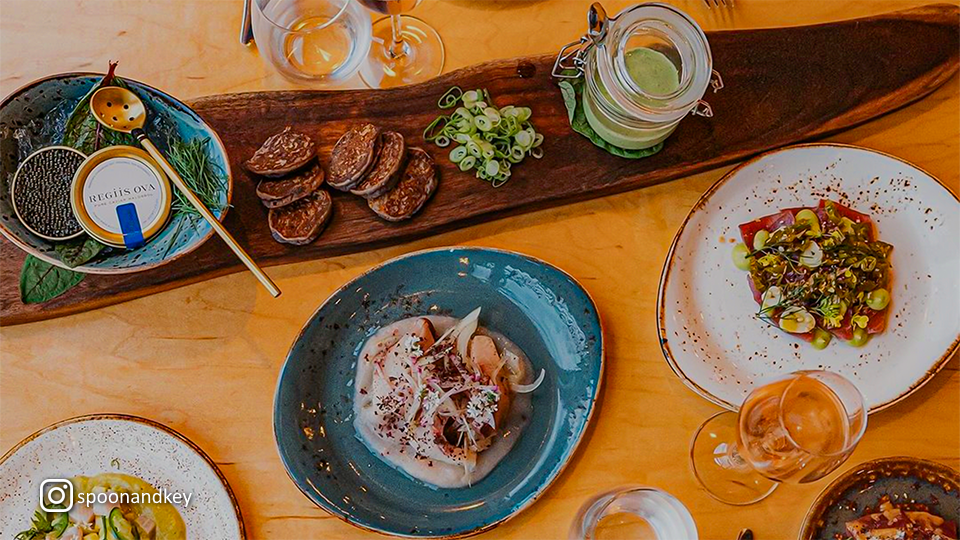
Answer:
top-left (0, 72), bottom-right (233, 275)
top-left (0, 413), bottom-right (246, 539)
top-left (273, 245), bottom-right (606, 539)
top-left (656, 142), bottom-right (960, 414)
top-left (798, 456), bottom-right (960, 540)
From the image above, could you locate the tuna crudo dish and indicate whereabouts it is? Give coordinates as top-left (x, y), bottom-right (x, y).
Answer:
top-left (353, 307), bottom-right (545, 488)
top-left (16, 473), bottom-right (186, 540)
top-left (732, 199), bottom-right (893, 349)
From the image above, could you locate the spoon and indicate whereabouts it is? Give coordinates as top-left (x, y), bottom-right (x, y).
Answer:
top-left (89, 86), bottom-right (281, 297)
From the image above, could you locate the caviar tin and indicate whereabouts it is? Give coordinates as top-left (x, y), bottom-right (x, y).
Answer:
top-left (70, 145), bottom-right (172, 249)
top-left (10, 146), bottom-right (88, 241)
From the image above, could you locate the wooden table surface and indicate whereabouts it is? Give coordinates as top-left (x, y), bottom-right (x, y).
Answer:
top-left (1, 1), bottom-right (957, 539)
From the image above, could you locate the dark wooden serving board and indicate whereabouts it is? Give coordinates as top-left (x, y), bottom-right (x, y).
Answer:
top-left (2, 4), bottom-right (957, 325)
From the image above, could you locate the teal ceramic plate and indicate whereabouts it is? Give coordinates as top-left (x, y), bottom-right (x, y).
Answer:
top-left (274, 247), bottom-right (604, 538)
top-left (0, 72), bottom-right (231, 274)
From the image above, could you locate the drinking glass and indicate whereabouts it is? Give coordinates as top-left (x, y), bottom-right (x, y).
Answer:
top-left (690, 370), bottom-right (867, 505)
top-left (569, 487), bottom-right (698, 540)
top-left (252, 0), bottom-right (372, 84)
top-left (356, 0), bottom-right (445, 88)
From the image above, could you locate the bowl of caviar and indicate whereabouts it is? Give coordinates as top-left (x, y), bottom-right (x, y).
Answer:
top-left (0, 71), bottom-right (231, 274)
top-left (10, 146), bottom-right (87, 241)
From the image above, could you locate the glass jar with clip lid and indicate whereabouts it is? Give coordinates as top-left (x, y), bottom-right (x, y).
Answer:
top-left (553, 2), bottom-right (723, 150)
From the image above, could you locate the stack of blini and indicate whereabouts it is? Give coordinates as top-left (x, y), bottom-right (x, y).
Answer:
top-left (244, 127), bottom-right (332, 245)
top-left (327, 123), bottom-right (438, 222)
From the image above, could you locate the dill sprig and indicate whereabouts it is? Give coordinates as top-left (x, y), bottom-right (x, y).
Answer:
top-left (167, 137), bottom-right (229, 221)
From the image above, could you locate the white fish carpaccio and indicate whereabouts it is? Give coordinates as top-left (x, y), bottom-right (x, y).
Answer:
top-left (353, 315), bottom-right (534, 488)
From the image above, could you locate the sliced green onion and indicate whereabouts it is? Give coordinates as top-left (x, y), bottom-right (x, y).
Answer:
top-left (438, 86), bottom-right (463, 108)
top-left (449, 146), bottom-right (468, 163)
top-left (426, 86), bottom-right (542, 187)
top-left (474, 115), bottom-right (493, 131)
top-left (466, 141), bottom-right (482, 158)
top-left (459, 155), bottom-right (477, 171)
top-left (515, 130), bottom-right (533, 148)
top-left (423, 115), bottom-right (449, 141)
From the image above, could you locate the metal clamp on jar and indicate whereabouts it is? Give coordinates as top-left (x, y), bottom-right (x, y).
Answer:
top-left (553, 2), bottom-right (723, 150)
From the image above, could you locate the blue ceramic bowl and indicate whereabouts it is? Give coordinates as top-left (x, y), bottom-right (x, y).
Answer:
top-left (274, 247), bottom-right (604, 538)
top-left (0, 73), bottom-right (231, 273)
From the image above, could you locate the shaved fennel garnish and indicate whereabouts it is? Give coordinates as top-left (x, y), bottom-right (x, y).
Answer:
top-left (429, 307), bottom-right (481, 351)
top-left (454, 308), bottom-right (481, 363)
top-left (511, 368), bottom-right (545, 393)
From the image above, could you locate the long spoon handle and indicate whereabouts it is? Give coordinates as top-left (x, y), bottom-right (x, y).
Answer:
top-left (137, 133), bottom-right (281, 297)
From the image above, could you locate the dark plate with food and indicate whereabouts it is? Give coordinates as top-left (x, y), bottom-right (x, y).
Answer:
top-left (273, 247), bottom-right (603, 538)
top-left (800, 457), bottom-right (959, 540)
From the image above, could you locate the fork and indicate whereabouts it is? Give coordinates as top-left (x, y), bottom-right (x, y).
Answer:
top-left (703, 0), bottom-right (734, 6)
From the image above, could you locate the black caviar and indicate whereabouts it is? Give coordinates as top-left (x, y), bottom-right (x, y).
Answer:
top-left (13, 147), bottom-right (84, 239)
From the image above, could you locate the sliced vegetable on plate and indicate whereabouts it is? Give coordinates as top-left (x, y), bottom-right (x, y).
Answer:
top-left (732, 199), bottom-right (893, 348)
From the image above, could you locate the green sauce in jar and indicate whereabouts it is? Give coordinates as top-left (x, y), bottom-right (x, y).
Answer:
top-left (584, 47), bottom-right (682, 150)
top-left (623, 47), bottom-right (681, 96)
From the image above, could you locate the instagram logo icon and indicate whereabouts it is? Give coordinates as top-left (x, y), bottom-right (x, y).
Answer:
top-left (40, 479), bottom-right (74, 513)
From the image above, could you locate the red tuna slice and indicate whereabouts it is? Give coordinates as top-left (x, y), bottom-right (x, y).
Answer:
top-left (738, 208), bottom-right (802, 248)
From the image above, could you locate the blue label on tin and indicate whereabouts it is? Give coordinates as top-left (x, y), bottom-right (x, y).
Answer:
top-left (116, 203), bottom-right (145, 249)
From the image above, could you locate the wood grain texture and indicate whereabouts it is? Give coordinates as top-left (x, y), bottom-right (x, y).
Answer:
top-left (1, 2), bottom-right (958, 540)
top-left (1, 4), bottom-right (957, 325)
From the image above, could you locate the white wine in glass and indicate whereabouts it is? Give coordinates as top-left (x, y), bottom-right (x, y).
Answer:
top-left (690, 370), bottom-right (867, 505)
top-left (356, 0), bottom-right (444, 88)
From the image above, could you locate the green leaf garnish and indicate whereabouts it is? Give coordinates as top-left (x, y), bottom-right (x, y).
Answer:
top-left (19, 255), bottom-right (85, 304)
top-left (557, 78), bottom-right (663, 160)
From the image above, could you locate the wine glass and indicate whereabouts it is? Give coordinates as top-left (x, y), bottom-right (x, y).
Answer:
top-left (356, 0), bottom-right (445, 88)
top-left (690, 370), bottom-right (867, 505)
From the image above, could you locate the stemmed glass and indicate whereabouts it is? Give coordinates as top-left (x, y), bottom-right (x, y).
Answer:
top-left (356, 0), bottom-right (445, 88)
top-left (690, 370), bottom-right (867, 505)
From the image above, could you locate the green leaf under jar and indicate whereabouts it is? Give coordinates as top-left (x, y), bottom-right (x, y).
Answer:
top-left (54, 236), bottom-right (107, 268)
top-left (558, 78), bottom-right (663, 159)
top-left (19, 255), bottom-right (84, 304)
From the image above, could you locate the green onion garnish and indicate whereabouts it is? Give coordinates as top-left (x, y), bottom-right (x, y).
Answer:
top-left (424, 86), bottom-right (543, 188)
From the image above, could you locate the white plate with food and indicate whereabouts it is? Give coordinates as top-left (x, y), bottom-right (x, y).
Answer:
top-left (658, 143), bottom-right (959, 412)
top-left (0, 414), bottom-right (244, 540)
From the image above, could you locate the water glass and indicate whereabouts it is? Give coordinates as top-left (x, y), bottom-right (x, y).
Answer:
top-left (252, 0), bottom-right (371, 84)
top-left (570, 487), bottom-right (698, 540)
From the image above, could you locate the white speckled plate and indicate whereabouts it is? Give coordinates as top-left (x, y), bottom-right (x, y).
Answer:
top-left (658, 144), bottom-right (960, 413)
top-left (0, 414), bottom-right (244, 539)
